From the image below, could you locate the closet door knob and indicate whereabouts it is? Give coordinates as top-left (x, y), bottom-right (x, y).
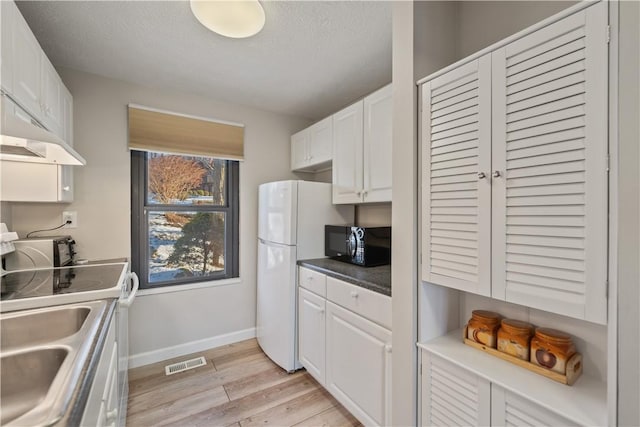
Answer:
top-left (493, 171), bottom-right (501, 178)
top-left (477, 172), bottom-right (486, 179)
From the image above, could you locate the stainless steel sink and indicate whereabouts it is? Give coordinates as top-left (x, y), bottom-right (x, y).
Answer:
top-left (1, 348), bottom-right (69, 424)
top-left (0, 300), bottom-right (108, 426)
top-left (1, 306), bottom-right (90, 350)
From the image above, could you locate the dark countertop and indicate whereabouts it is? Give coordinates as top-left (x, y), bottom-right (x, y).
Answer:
top-left (298, 258), bottom-right (391, 297)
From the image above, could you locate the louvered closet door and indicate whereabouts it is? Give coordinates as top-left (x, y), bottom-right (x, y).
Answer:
top-left (421, 56), bottom-right (492, 296)
top-left (491, 2), bottom-right (608, 324)
top-left (491, 385), bottom-right (578, 427)
top-left (421, 351), bottom-right (490, 427)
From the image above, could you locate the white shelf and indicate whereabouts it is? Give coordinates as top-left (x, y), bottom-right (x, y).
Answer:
top-left (418, 329), bottom-right (607, 427)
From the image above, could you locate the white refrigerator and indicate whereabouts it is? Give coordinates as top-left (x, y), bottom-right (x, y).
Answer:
top-left (257, 180), bottom-right (353, 372)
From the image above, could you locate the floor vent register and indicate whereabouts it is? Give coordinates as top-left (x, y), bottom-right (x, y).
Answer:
top-left (165, 356), bottom-right (207, 375)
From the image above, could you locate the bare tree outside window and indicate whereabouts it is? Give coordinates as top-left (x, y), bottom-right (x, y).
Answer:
top-left (148, 155), bottom-right (206, 203)
top-left (131, 151), bottom-right (238, 287)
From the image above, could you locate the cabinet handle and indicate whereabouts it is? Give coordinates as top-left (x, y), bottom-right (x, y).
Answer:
top-left (350, 291), bottom-right (359, 298)
top-left (106, 408), bottom-right (118, 420)
top-left (493, 170), bottom-right (501, 178)
top-left (62, 186), bottom-right (71, 192)
top-left (477, 172), bottom-right (486, 179)
top-left (385, 344), bottom-right (392, 353)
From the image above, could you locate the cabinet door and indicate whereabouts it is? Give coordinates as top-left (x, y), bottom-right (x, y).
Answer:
top-left (421, 351), bottom-right (490, 427)
top-left (1, 161), bottom-right (58, 202)
top-left (104, 343), bottom-right (119, 427)
top-left (291, 129), bottom-right (309, 171)
top-left (363, 84), bottom-right (393, 203)
top-left (1, 1), bottom-right (14, 93)
top-left (41, 56), bottom-right (64, 137)
top-left (59, 166), bottom-right (73, 202)
top-left (332, 101), bottom-right (364, 204)
top-left (308, 116), bottom-right (333, 166)
top-left (421, 56), bottom-right (492, 296)
top-left (325, 301), bottom-right (391, 426)
top-left (298, 288), bottom-right (326, 385)
top-left (491, 2), bottom-right (608, 324)
top-left (62, 85), bottom-right (73, 145)
top-left (11, 4), bottom-right (42, 119)
top-left (491, 385), bottom-right (578, 427)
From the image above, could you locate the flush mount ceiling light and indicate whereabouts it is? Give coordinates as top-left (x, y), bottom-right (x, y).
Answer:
top-left (190, 0), bottom-right (265, 39)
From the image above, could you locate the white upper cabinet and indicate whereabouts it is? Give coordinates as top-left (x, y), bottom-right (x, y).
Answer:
top-left (291, 129), bottom-right (310, 171)
top-left (307, 117), bottom-right (332, 166)
top-left (363, 83), bottom-right (393, 203)
top-left (291, 116), bottom-right (333, 172)
top-left (1, 0), bottom-right (73, 145)
top-left (490, 2), bottom-right (608, 324)
top-left (1, 161), bottom-right (73, 203)
top-left (40, 55), bottom-right (65, 137)
top-left (420, 2), bottom-right (608, 324)
top-left (1, 1), bottom-right (14, 93)
top-left (333, 83), bottom-right (393, 204)
top-left (11, 1), bottom-right (41, 117)
top-left (422, 57), bottom-right (492, 297)
top-left (332, 101), bottom-right (364, 204)
top-left (62, 85), bottom-right (73, 145)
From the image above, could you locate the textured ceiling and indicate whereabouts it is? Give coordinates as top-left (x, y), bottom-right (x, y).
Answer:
top-left (17, 1), bottom-right (392, 121)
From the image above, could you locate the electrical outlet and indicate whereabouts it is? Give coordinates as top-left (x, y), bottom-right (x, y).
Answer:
top-left (62, 211), bottom-right (78, 228)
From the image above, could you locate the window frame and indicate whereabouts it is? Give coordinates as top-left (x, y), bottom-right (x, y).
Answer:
top-left (131, 150), bottom-right (239, 289)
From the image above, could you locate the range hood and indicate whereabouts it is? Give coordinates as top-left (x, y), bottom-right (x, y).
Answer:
top-left (0, 93), bottom-right (85, 165)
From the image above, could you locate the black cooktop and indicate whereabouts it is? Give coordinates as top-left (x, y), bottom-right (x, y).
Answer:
top-left (1, 264), bottom-right (126, 301)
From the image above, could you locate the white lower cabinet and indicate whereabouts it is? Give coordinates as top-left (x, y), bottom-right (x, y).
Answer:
top-left (421, 352), bottom-right (490, 427)
top-left (325, 301), bottom-right (392, 426)
top-left (491, 385), bottom-right (577, 427)
top-left (298, 288), bottom-right (326, 385)
top-left (297, 267), bottom-right (392, 426)
top-left (421, 349), bottom-right (582, 427)
top-left (82, 315), bottom-right (118, 427)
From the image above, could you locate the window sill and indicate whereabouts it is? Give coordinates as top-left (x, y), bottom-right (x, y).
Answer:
top-left (137, 277), bottom-right (242, 297)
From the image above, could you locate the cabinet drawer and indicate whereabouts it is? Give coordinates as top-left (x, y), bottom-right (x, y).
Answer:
top-left (298, 267), bottom-right (326, 297)
top-left (326, 276), bottom-right (391, 329)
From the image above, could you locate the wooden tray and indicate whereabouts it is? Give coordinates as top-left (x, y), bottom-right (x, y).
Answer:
top-left (462, 325), bottom-right (582, 386)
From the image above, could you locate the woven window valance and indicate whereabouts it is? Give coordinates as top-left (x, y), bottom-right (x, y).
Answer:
top-left (128, 105), bottom-right (244, 160)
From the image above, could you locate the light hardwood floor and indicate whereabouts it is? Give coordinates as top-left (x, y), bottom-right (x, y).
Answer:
top-left (127, 339), bottom-right (361, 427)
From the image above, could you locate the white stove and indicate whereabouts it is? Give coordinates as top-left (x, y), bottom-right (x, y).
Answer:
top-left (0, 262), bottom-right (129, 312)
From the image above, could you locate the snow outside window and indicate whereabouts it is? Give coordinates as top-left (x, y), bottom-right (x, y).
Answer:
top-left (131, 151), bottom-right (239, 288)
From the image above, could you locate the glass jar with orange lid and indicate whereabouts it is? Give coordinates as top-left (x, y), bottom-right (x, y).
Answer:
top-left (467, 310), bottom-right (501, 348)
top-left (497, 319), bottom-right (534, 360)
top-left (530, 328), bottom-right (576, 374)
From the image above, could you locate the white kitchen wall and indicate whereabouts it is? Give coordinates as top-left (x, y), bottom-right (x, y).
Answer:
top-left (392, 2), bottom-right (459, 425)
top-left (356, 204), bottom-right (391, 227)
top-left (456, 1), bottom-right (578, 58)
top-left (9, 68), bottom-right (310, 365)
top-left (616, 0), bottom-right (640, 423)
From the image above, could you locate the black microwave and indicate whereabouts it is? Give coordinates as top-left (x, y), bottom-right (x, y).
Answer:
top-left (325, 226), bottom-right (391, 267)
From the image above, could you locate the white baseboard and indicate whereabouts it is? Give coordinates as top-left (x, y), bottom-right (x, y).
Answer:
top-left (128, 327), bottom-right (256, 369)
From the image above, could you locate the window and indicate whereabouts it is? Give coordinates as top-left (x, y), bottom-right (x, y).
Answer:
top-left (131, 151), bottom-right (239, 288)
